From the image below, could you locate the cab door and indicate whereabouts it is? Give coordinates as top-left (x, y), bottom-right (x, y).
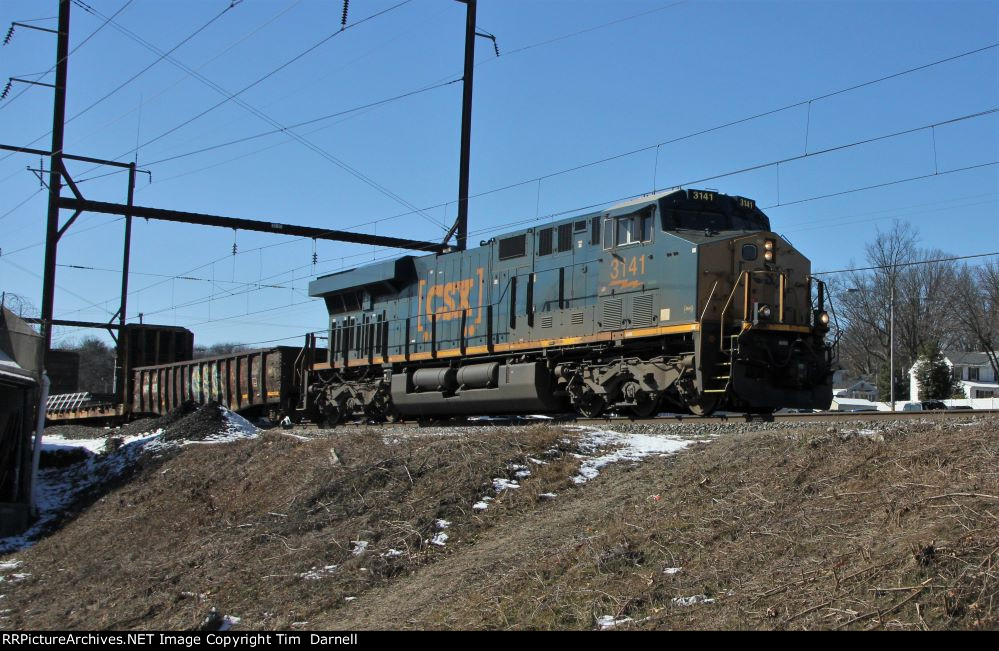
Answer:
top-left (597, 206), bottom-right (656, 330)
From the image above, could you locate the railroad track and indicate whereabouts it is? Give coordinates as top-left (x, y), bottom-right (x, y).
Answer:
top-left (300, 408), bottom-right (999, 430)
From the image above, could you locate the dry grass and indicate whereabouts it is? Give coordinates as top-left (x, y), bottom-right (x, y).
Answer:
top-left (1, 417), bottom-right (997, 630)
top-left (0, 424), bottom-right (579, 630)
top-left (346, 419), bottom-right (998, 630)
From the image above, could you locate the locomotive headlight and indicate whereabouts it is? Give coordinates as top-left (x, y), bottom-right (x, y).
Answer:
top-left (819, 311), bottom-right (830, 325)
top-left (758, 304), bottom-right (772, 319)
top-left (763, 239), bottom-right (775, 262)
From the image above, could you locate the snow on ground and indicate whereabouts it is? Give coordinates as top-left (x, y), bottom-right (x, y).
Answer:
top-left (570, 426), bottom-right (695, 485)
top-left (0, 406), bottom-right (261, 555)
top-left (299, 565), bottom-right (338, 580)
top-left (597, 614), bottom-right (634, 629)
top-left (672, 594), bottom-right (716, 607)
top-left (219, 615), bottom-right (241, 631)
top-left (492, 478), bottom-right (520, 491)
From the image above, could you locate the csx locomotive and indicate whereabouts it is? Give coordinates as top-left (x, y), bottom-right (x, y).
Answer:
top-left (306, 188), bottom-right (834, 423)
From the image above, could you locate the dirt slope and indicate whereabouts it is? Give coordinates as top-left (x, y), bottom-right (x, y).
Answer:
top-left (1, 416), bottom-right (996, 630)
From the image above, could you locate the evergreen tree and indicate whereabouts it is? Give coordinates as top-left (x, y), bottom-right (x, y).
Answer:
top-left (913, 342), bottom-right (958, 400)
top-left (876, 363), bottom-right (909, 403)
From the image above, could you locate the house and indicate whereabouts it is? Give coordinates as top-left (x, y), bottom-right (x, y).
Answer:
top-left (908, 351), bottom-right (999, 401)
top-left (832, 369), bottom-right (879, 401)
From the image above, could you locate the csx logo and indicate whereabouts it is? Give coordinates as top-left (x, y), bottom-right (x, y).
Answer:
top-left (417, 267), bottom-right (485, 340)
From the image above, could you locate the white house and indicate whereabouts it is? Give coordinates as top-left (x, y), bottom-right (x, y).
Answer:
top-left (831, 369), bottom-right (879, 401)
top-left (909, 351), bottom-right (999, 401)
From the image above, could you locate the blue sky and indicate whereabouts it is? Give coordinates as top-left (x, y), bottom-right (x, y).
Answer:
top-left (0, 0), bottom-right (996, 349)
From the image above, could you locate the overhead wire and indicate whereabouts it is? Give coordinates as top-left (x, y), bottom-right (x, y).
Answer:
top-left (88, 42), bottom-right (999, 240)
top-left (57, 105), bottom-right (999, 326)
top-left (0, 0), bottom-right (135, 114)
top-left (68, 0), bottom-right (444, 229)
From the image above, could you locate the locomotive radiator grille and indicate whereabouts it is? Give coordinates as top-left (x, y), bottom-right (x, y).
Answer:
top-left (632, 294), bottom-right (654, 324)
top-left (602, 299), bottom-right (623, 329)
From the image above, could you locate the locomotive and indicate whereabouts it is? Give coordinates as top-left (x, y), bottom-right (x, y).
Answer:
top-left (306, 188), bottom-right (834, 424)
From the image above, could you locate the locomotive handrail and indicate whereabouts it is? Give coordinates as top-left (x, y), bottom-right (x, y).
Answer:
top-left (699, 280), bottom-right (719, 323)
top-left (716, 271), bottom-right (748, 351)
top-left (716, 269), bottom-right (788, 351)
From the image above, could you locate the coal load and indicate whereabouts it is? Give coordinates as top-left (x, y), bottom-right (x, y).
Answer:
top-left (160, 402), bottom-right (230, 442)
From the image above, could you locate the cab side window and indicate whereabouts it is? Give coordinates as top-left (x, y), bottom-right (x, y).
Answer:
top-left (604, 207), bottom-right (654, 248)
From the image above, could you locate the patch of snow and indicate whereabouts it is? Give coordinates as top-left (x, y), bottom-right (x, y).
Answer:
top-left (492, 478), bottom-right (520, 492)
top-left (672, 594), bottom-right (715, 607)
top-left (381, 549), bottom-right (405, 558)
top-left (351, 541), bottom-right (368, 556)
top-left (218, 615), bottom-right (240, 631)
top-left (0, 561), bottom-right (22, 571)
top-left (570, 427), bottom-right (694, 485)
top-left (281, 432), bottom-right (311, 442)
top-left (839, 428), bottom-right (885, 442)
top-left (40, 435), bottom-right (108, 455)
top-left (472, 501), bottom-right (489, 512)
top-left (538, 492), bottom-right (557, 500)
top-left (663, 567), bottom-right (682, 575)
top-left (1, 428), bottom-right (164, 554)
top-left (344, 597), bottom-right (357, 602)
top-left (299, 565), bottom-right (338, 580)
top-left (430, 532), bottom-right (448, 547)
top-left (526, 457), bottom-right (548, 466)
top-left (0, 573), bottom-right (30, 583)
top-left (597, 615), bottom-right (633, 629)
top-left (434, 519), bottom-right (451, 530)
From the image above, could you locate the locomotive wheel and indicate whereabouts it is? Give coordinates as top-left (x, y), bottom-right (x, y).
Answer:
top-left (630, 392), bottom-right (661, 419)
top-left (320, 407), bottom-right (342, 428)
top-left (319, 397), bottom-right (345, 428)
top-left (686, 393), bottom-right (720, 417)
top-left (575, 396), bottom-right (606, 418)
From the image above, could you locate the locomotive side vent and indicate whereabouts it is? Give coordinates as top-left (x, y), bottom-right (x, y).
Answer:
top-left (571, 311), bottom-right (584, 325)
top-left (499, 234), bottom-right (527, 260)
top-left (541, 315), bottom-right (553, 328)
top-left (602, 299), bottom-right (623, 329)
top-left (633, 294), bottom-right (654, 324)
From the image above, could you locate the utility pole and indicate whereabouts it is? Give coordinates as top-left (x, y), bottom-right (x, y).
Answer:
top-left (115, 163), bottom-right (136, 404)
top-left (455, 0), bottom-right (477, 252)
top-left (890, 282), bottom-right (895, 410)
top-left (39, 0), bottom-right (71, 363)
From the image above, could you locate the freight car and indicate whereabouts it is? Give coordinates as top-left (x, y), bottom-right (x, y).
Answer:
top-left (306, 188), bottom-right (835, 424)
top-left (131, 344), bottom-right (321, 421)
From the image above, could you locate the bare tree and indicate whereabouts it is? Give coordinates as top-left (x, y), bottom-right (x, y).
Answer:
top-left (834, 221), bottom-right (963, 397)
top-left (952, 261), bottom-right (999, 382)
